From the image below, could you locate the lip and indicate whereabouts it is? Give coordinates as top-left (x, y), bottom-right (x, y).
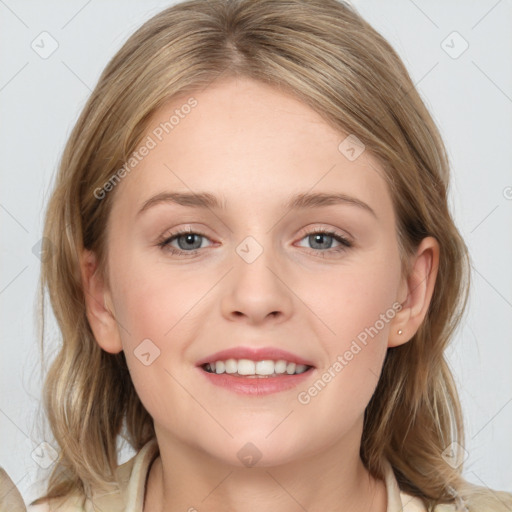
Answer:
top-left (195, 346), bottom-right (316, 397)
top-left (197, 367), bottom-right (315, 396)
top-left (195, 346), bottom-right (315, 367)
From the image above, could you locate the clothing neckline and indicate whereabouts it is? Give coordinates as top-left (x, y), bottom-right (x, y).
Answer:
top-left (123, 438), bottom-right (427, 512)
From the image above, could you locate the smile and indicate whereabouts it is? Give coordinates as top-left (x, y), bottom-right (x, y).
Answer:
top-left (202, 358), bottom-right (312, 377)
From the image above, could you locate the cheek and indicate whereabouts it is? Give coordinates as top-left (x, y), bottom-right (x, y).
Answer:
top-left (109, 249), bottom-right (206, 345)
top-left (306, 251), bottom-right (400, 340)
top-left (297, 250), bottom-right (401, 407)
top-left (107, 252), bottom-right (214, 419)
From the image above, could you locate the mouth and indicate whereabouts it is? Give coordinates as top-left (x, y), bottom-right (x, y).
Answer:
top-left (196, 347), bottom-right (316, 395)
top-left (201, 359), bottom-right (314, 377)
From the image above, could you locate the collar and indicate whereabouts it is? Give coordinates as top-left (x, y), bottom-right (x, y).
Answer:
top-left (116, 438), bottom-right (428, 512)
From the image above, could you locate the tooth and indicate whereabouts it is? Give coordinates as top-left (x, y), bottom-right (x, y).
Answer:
top-left (255, 360), bottom-right (275, 375)
top-left (205, 358), bottom-right (311, 376)
top-left (224, 358), bottom-right (237, 374)
top-left (286, 362), bottom-right (296, 375)
top-left (274, 360), bottom-right (287, 374)
top-left (237, 359), bottom-right (256, 375)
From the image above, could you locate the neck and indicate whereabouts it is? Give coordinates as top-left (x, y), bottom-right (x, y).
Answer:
top-left (144, 424), bottom-right (387, 512)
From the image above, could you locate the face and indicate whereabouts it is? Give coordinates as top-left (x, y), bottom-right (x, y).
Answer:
top-left (95, 76), bottom-right (410, 467)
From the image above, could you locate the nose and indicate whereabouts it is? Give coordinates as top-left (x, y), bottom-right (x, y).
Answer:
top-left (220, 238), bottom-right (293, 325)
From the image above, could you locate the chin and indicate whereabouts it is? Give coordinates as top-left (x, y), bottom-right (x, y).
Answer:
top-left (198, 429), bottom-right (308, 469)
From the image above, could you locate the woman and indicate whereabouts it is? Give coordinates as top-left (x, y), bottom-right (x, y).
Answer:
top-left (2, 0), bottom-right (510, 510)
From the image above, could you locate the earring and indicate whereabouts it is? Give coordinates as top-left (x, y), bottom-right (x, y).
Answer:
top-left (397, 329), bottom-right (403, 335)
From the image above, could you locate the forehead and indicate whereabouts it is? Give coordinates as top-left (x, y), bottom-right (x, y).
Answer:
top-left (110, 77), bottom-right (393, 222)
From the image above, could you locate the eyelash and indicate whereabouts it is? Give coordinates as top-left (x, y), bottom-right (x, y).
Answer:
top-left (156, 227), bottom-right (353, 258)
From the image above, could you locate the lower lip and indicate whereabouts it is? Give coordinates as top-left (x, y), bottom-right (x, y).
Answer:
top-left (197, 367), bottom-right (315, 396)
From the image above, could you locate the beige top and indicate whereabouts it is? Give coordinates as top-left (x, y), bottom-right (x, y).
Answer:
top-left (1, 439), bottom-right (509, 511)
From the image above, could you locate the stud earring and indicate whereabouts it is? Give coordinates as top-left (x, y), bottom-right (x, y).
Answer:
top-left (397, 329), bottom-right (403, 335)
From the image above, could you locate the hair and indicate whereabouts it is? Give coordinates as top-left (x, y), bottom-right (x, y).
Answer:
top-left (32, 0), bottom-right (511, 510)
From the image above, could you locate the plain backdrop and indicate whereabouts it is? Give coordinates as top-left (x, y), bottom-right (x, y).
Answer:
top-left (1, 0), bottom-right (511, 505)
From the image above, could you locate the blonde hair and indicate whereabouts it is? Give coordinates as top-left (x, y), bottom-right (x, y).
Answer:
top-left (33, 0), bottom-right (511, 509)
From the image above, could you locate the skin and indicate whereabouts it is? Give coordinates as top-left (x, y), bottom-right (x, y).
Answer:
top-left (81, 76), bottom-right (439, 512)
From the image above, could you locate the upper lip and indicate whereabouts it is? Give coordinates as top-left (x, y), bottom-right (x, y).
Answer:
top-left (196, 346), bottom-right (315, 367)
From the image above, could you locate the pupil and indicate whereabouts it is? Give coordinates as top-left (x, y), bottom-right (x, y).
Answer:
top-left (311, 233), bottom-right (331, 249)
top-left (178, 234), bottom-right (201, 250)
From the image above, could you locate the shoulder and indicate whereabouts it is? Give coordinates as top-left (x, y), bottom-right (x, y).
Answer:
top-left (27, 487), bottom-right (122, 512)
top-left (27, 479), bottom-right (127, 512)
top-left (456, 486), bottom-right (512, 512)
top-left (399, 487), bottom-right (512, 512)
top-left (0, 467), bottom-right (27, 511)
top-left (28, 438), bottom-right (159, 512)
top-left (27, 494), bottom-right (85, 511)
top-left (382, 455), bottom-right (512, 512)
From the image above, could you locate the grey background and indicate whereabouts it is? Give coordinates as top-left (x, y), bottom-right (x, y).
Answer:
top-left (1, 0), bottom-right (511, 505)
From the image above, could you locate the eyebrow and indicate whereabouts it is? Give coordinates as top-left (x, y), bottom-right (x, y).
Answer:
top-left (137, 191), bottom-right (377, 218)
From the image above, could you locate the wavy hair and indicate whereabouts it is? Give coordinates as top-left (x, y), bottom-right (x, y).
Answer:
top-left (33, 0), bottom-right (510, 509)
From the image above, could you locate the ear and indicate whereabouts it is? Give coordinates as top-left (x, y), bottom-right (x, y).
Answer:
top-left (80, 249), bottom-right (123, 354)
top-left (388, 236), bottom-right (440, 348)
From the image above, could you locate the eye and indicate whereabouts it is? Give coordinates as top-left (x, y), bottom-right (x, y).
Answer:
top-left (296, 228), bottom-right (352, 256)
top-left (157, 226), bottom-right (352, 258)
top-left (157, 228), bottom-right (212, 256)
